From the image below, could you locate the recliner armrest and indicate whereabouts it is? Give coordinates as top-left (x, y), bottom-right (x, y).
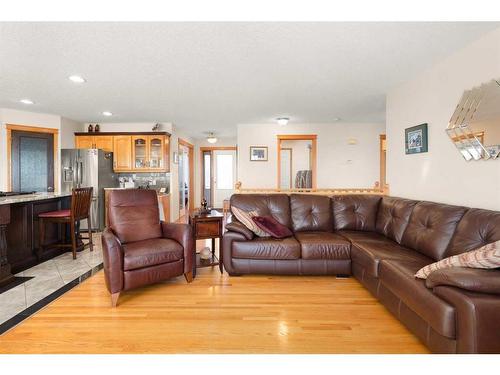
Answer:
top-left (101, 228), bottom-right (124, 294)
top-left (426, 267), bottom-right (500, 295)
top-left (161, 221), bottom-right (194, 274)
top-left (225, 221), bottom-right (254, 240)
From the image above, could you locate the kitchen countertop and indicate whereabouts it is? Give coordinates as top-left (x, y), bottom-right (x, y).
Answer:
top-left (0, 192), bottom-right (72, 206)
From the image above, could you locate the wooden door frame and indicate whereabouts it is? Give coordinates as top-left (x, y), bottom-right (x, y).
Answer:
top-left (379, 134), bottom-right (387, 188)
top-left (178, 138), bottom-right (195, 213)
top-left (199, 146), bottom-right (237, 208)
top-left (6, 124), bottom-right (59, 192)
top-left (277, 134), bottom-right (317, 189)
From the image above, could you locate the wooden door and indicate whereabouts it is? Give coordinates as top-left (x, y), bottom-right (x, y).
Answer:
top-left (113, 135), bottom-right (132, 171)
top-left (93, 136), bottom-right (113, 152)
top-left (75, 136), bottom-right (94, 149)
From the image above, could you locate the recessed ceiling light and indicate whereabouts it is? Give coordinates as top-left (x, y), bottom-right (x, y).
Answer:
top-left (333, 117), bottom-right (341, 122)
top-left (102, 111), bottom-right (113, 117)
top-left (276, 117), bottom-right (289, 126)
top-left (68, 75), bottom-right (86, 83)
top-left (20, 99), bottom-right (34, 105)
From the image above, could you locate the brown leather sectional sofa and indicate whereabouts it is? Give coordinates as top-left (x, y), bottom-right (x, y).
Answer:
top-left (223, 194), bottom-right (500, 353)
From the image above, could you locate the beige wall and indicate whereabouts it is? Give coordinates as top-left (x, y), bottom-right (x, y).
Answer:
top-left (237, 122), bottom-right (385, 189)
top-left (386, 27), bottom-right (500, 210)
top-left (61, 117), bottom-right (84, 148)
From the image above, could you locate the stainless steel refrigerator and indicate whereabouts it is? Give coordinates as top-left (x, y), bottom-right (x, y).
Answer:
top-left (61, 149), bottom-right (117, 231)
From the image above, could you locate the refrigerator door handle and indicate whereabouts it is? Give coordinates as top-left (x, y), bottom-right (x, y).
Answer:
top-left (79, 161), bottom-right (84, 186)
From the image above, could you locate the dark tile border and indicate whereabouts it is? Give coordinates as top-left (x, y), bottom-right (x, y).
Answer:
top-left (0, 263), bottom-right (103, 336)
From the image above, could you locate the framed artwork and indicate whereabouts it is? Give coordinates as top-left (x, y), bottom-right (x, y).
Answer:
top-left (250, 146), bottom-right (268, 161)
top-left (405, 123), bottom-right (428, 154)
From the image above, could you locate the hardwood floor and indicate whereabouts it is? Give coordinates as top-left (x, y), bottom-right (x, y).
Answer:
top-left (0, 265), bottom-right (428, 353)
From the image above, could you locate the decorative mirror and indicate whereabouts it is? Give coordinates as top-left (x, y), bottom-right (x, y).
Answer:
top-left (447, 79), bottom-right (500, 161)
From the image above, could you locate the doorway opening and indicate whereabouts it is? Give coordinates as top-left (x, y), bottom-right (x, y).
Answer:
top-left (277, 134), bottom-right (317, 190)
top-left (7, 124), bottom-right (58, 192)
top-left (178, 139), bottom-right (194, 219)
top-left (200, 147), bottom-right (237, 209)
top-left (379, 134), bottom-right (387, 189)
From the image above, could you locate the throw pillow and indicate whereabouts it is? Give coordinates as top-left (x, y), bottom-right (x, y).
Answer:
top-left (415, 239), bottom-right (500, 279)
top-left (230, 206), bottom-right (270, 237)
top-left (252, 216), bottom-right (293, 239)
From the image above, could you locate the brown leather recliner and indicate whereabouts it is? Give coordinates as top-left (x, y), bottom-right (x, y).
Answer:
top-left (101, 189), bottom-right (194, 307)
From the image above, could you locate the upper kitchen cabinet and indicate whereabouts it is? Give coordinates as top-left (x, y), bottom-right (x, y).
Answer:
top-left (113, 135), bottom-right (133, 171)
top-left (74, 132), bottom-right (170, 173)
top-left (75, 135), bottom-right (113, 152)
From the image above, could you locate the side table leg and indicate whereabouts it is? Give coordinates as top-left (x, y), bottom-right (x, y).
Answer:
top-left (219, 237), bottom-right (223, 274)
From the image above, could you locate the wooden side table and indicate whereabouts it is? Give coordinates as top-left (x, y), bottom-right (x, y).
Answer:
top-left (188, 209), bottom-right (224, 278)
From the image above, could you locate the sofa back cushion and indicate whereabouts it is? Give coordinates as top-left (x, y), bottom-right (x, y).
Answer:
top-left (376, 196), bottom-right (418, 243)
top-left (230, 194), bottom-right (291, 228)
top-left (108, 189), bottom-right (162, 244)
top-left (401, 201), bottom-right (467, 260)
top-left (332, 195), bottom-right (381, 232)
top-left (290, 194), bottom-right (332, 232)
top-left (444, 208), bottom-right (500, 257)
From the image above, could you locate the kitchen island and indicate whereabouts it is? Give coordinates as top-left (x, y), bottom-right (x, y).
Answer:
top-left (0, 192), bottom-right (71, 286)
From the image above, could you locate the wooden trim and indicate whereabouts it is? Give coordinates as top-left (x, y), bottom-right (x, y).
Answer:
top-left (178, 139), bottom-right (195, 213)
top-left (199, 147), bottom-right (238, 207)
top-left (379, 134), bottom-right (387, 188)
top-left (6, 124), bottom-right (59, 192)
top-left (277, 134), bottom-right (317, 189)
top-left (75, 131), bottom-right (171, 136)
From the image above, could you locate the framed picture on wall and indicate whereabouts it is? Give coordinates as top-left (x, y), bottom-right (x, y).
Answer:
top-left (250, 146), bottom-right (268, 161)
top-left (405, 123), bottom-right (428, 154)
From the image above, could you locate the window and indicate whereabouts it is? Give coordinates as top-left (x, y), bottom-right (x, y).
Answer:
top-left (216, 154), bottom-right (233, 189)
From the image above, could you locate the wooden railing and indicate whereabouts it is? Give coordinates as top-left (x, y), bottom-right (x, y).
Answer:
top-left (234, 182), bottom-right (389, 196)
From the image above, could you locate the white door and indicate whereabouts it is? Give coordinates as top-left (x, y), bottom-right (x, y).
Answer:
top-left (213, 149), bottom-right (237, 208)
top-left (280, 148), bottom-right (292, 189)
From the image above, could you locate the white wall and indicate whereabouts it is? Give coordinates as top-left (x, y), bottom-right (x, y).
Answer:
top-left (237, 122), bottom-right (385, 189)
top-left (386, 27), bottom-right (500, 210)
top-left (61, 117), bottom-right (83, 149)
top-left (0, 108), bottom-right (62, 191)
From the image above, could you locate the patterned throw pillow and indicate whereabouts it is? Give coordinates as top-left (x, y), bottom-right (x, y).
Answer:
top-left (415, 239), bottom-right (500, 279)
top-left (230, 206), bottom-right (270, 237)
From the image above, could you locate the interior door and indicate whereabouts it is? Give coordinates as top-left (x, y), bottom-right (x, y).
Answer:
top-left (213, 150), bottom-right (236, 208)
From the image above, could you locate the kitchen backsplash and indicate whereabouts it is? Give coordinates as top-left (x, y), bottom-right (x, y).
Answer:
top-left (116, 172), bottom-right (170, 192)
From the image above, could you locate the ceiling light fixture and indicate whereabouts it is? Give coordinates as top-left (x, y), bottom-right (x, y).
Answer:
top-left (276, 117), bottom-right (289, 126)
top-left (207, 133), bottom-right (218, 144)
top-left (102, 111), bottom-right (113, 116)
top-left (332, 117), bottom-right (341, 122)
top-left (20, 99), bottom-right (34, 105)
top-left (68, 75), bottom-right (86, 83)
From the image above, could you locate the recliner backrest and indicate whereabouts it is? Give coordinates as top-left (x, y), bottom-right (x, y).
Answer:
top-left (108, 189), bottom-right (162, 244)
top-left (445, 208), bottom-right (500, 257)
top-left (375, 196), bottom-right (418, 244)
top-left (290, 194), bottom-right (332, 232)
top-left (401, 201), bottom-right (467, 260)
top-left (332, 195), bottom-right (381, 232)
top-left (230, 194), bottom-right (292, 228)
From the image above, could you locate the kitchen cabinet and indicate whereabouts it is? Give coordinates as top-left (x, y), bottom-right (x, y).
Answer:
top-left (74, 132), bottom-right (170, 173)
top-left (75, 135), bottom-right (113, 152)
top-left (113, 135), bottom-right (133, 171)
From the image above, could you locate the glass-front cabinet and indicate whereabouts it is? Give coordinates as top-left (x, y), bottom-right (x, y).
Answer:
top-left (132, 135), bottom-right (167, 171)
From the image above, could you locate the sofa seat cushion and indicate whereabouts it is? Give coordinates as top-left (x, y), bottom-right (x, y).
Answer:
top-left (123, 238), bottom-right (184, 271)
top-left (339, 230), bottom-right (432, 277)
top-left (379, 259), bottom-right (456, 339)
top-left (232, 237), bottom-right (300, 260)
top-left (295, 232), bottom-right (350, 260)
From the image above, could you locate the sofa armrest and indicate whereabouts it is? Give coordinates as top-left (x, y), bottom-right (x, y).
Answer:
top-left (161, 221), bottom-right (193, 274)
top-left (426, 268), bottom-right (500, 295)
top-left (433, 286), bottom-right (500, 353)
top-left (101, 228), bottom-right (124, 294)
top-left (225, 221), bottom-right (254, 240)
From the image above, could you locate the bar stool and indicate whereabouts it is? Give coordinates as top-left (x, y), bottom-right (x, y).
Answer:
top-left (38, 187), bottom-right (94, 260)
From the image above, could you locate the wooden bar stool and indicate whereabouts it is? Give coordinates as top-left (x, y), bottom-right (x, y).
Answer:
top-left (39, 187), bottom-right (94, 260)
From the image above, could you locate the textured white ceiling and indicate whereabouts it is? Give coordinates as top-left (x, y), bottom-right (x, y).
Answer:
top-left (0, 22), bottom-right (498, 137)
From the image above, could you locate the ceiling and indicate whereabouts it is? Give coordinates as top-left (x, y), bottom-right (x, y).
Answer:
top-left (0, 22), bottom-right (498, 137)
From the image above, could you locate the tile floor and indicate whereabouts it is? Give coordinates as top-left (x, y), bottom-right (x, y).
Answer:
top-left (0, 233), bottom-right (103, 325)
